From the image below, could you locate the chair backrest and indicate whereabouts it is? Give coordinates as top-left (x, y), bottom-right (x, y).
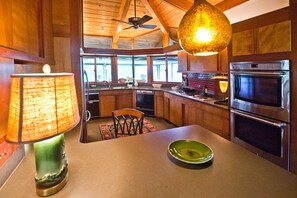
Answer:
top-left (112, 108), bottom-right (144, 138)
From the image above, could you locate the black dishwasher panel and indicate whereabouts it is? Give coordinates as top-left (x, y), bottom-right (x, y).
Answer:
top-left (136, 91), bottom-right (154, 116)
top-left (87, 93), bottom-right (99, 118)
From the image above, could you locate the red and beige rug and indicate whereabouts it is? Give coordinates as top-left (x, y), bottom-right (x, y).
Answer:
top-left (99, 118), bottom-right (158, 140)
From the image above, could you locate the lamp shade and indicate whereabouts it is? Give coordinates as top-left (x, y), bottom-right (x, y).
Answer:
top-left (6, 73), bottom-right (80, 143)
top-left (178, 0), bottom-right (232, 56)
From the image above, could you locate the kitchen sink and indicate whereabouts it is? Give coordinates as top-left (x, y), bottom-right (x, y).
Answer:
top-left (112, 86), bottom-right (126, 89)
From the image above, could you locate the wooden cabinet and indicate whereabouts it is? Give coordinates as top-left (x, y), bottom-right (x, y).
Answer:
top-left (232, 29), bottom-right (254, 56)
top-left (201, 104), bottom-right (229, 140)
top-left (257, 20), bottom-right (291, 54)
top-left (99, 90), bottom-right (132, 117)
top-left (165, 92), bottom-right (230, 140)
top-left (184, 99), bottom-right (203, 126)
top-left (169, 94), bottom-right (184, 127)
top-left (154, 91), bottom-right (164, 117)
top-left (163, 92), bottom-right (170, 120)
top-left (177, 49), bottom-right (227, 72)
top-left (177, 51), bottom-right (189, 72)
top-left (0, 0), bottom-right (54, 62)
top-left (189, 54), bottom-right (218, 71)
top-left (99, 95), bottom-right (115, 117)
top-left (232, 20), bottom-right (291, 56)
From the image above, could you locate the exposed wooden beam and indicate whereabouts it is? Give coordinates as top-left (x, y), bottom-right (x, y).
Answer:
top-left (112, 0), bottom-right (132, 46)
top-left (163, 0), bottom-right (191, 12)
top-left (133, 28), bottom-right (160, 38)
top-left (163, 32), bottom-right (169, 47)
top-left (140, 0), bottom-right (169, 34)
top-left (163, 0), bottom-right (249, 12)
top-left (216, 0), bottom-right (249, 11)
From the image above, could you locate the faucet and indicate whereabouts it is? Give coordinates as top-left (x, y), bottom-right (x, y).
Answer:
top-left (102, 80), bottom-right (110, 89)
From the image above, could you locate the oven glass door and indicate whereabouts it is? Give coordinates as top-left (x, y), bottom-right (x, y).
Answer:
top-left (234, 74), bottom-right (281, 107)
top-left (231, 110), bottom-right (289, 169)
top-left (230, 71), bottom-right (290, 122)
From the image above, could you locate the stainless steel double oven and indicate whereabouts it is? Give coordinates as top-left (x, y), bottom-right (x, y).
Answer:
top-left (230, 60), bottom-right (290, 170)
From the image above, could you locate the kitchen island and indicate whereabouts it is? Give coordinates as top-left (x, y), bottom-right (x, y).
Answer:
top-left (1, 125), bottom-right (297, 197)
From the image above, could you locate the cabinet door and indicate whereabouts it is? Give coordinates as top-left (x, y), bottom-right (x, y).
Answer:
top-left (154, 91), bottom-right (164, 117)
top-left (202, 105), bottom-right (230, 140)
top-left (256, 20), bottom-right (291, 54)
top-left (189, 54), bottom-right (218, 71)
top-left (100, 95), bottom-right (115, 117)
top-left (163, 93), bottom-right (170, 120)
top-left (169, 95), bottom-right (183, 126)
top-left (132, 90), bottom-right (136, 109)
top-left (184, 98), bottom-right (203, 126)
top-left (116, 94), bottom-right (132, 110)
top-left (218, 48), bottom-right (228, 72)
top-left (184, 99), bottom-right (196, 125)
top-left (177, 51), bottom-right (188, 72)
top-left (232, 29), bottom-right (254, 56)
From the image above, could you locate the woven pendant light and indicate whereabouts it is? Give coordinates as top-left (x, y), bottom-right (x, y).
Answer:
top-left (178, 0), bottom-right (232, 56)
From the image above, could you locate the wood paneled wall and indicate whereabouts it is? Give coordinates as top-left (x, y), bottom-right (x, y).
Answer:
top-left (52, 0), bottom-right (82, 111)
top-left (0, 58), bottom-right (14, 140)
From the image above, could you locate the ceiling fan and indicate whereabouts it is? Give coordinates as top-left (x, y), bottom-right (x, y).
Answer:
top-left (112, 0), bottom-right (157, 30)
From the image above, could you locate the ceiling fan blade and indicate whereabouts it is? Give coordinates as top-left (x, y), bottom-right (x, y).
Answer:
top-left (112, 19), bottom-right (131, 25)
top-left (138, 15), bottom-right (152, 25)
top-left (139, 24), bottom-right (157, 29)
top-left (123, 26), bottom-right (135, 30)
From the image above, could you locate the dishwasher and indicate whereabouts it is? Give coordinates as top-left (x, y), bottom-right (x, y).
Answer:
top-left (136, 90), bottom-right (154, 116)
top-left (87, 92), bottom-right (99, 118)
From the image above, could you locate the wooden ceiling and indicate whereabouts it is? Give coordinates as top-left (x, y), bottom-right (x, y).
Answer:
top-left (83, 0), bottom-right (248, 49)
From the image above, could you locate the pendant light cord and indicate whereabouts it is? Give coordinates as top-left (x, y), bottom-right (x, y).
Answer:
top-left (134, 0), bottom-right (136, 17)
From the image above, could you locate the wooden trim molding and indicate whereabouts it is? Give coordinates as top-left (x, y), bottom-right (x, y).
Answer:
top-left (83, 43), bottom-right (181, 55)
top-left (0, 46), bottom-right (53, 64)
top-left (232, 7), bottom-right (290, 33)
top-left (163, 0), bottom-right (248, 12)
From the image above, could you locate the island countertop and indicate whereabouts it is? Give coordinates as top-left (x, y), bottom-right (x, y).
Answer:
top-left (1, 125), bottom-right (297, 197)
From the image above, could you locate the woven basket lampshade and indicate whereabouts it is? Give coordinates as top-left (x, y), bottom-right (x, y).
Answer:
top-left (178, 0), bottom-right (232, 56)
top-left (6, 73), bottom-right (80, 143)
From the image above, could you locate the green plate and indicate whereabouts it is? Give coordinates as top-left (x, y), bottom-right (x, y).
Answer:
top-left (168, 140), bottom-right (213, 164)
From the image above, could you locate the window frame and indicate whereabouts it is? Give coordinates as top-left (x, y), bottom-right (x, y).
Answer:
top-left (81, 54), bottom-right (181, 84)
top-left (82, 56), bottom-right (112, 83)
top-left (151, 55), bottom-right (181, 83)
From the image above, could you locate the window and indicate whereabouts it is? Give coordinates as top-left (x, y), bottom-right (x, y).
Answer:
top-left (96, 57), bottom-right (112, 81)
top-left (152, 55), bottom-right (181, 82)
top-left (82, 55), bottom-right (180, 84)
top-left (118, 56), bottom-right (148, 83)
top-left (152, 56), bottom-right (166, 81)
top-left (167, 56), bottom-right (181, 82)
top-left (117, 56), bottom-right (133, 82)
top-left (134, 56), bottom-right (147, 83)
top-left (82, 56), bottom-right (111, 82)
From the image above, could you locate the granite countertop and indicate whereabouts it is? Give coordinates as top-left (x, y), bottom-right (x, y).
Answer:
top-left (89, 86), bottom-right (228, 110)
top-left (1, 125), bottom-right (297, 197)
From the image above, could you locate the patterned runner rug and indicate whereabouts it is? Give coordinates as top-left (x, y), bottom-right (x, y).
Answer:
top-left (99, 118), bottom-right (158, 140)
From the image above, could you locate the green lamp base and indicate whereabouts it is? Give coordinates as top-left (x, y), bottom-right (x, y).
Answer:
top-left (36, 171), bottom-right (68, 197)
top-left (34, 134), bottom-right (68, 197)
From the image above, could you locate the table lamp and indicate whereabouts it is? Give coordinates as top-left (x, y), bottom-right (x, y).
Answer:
top-left (5, 72), bottom-right (80, 196)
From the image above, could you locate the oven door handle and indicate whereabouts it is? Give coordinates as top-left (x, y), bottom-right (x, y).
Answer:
top-left (230, 71), bottom-right (286, 76)
top-left (231, 110), bottom-right (285, 128)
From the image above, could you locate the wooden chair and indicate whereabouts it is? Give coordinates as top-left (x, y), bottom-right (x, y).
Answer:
top-left (112, 108), bottom-right (144, 138)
